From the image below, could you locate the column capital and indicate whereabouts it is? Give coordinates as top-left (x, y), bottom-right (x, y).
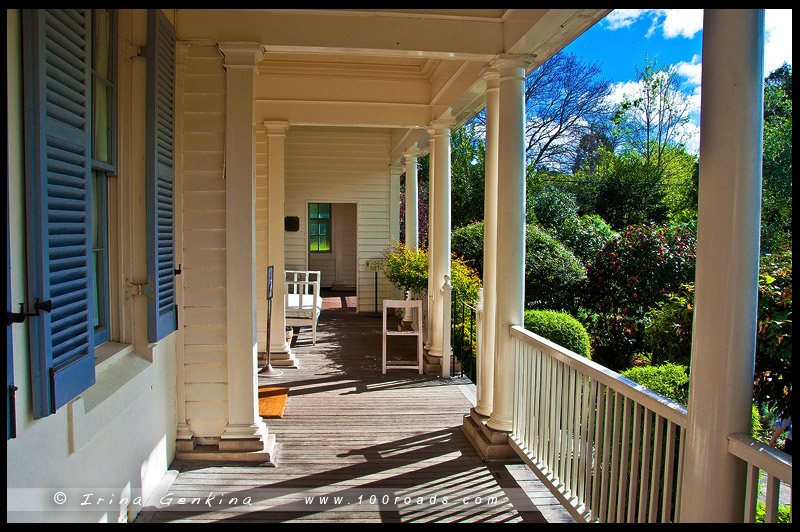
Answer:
top-left (489, 53), bottom-right (536, 71)
top-left (483, 68), bottom-right (501, 89)
top-left (218, 42), bottom-right (265, 69)
top-left (263, 120), bottom-right (289, 137)
top-left (403, 146), bottom-right (421, 160)
top-left (430, 116), bottom-right (456, 132)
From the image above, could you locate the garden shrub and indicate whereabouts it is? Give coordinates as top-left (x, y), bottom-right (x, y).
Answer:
top-left (643, 283), bottom-right (695, 366)
top-left (579, 223), bottom-right (697, 320)
top-left (523, 309), bottom-right (591, 359)
top-left (621, 363), bottom-right (690, 405)
top-left (754, 248), bottom-right (792, 418)
top-left (532, 185), bottom-right (579, 231)
top-left (578, 223), bottom-right (696, 369)
top-left (451, 221), bottom-right (485, 277)
top-left (525, 224), bottom-right (586, 312)
top-left (551, 214), bottom-right (619, 263)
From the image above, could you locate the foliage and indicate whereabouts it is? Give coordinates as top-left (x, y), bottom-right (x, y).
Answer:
top-left (755, 502), bottom-right (792, 524)
top-left (451, 221), bottom-right (485, 277)
top-left (643, 283), bottom-right (695, 366)
top-left (531, 185), bottom-right (579, 231)
top-left (525, 224), bottom-right (586, 312)
top-left (523, 309), bottom-right (591, 359)
top-left (611, 55), bottom-right (693, 176)
top-left (550, 214), bottom-right (618, 264)
top-left (583, 313), bottom-right (642, 371)
top-left (576, 149), bottom-right (670, 230)
top-left (450, 122), bottom-right (486, 228)
top-left (579, 223), bottom-right (697, 322)
top-left (754, 249), bottom-right (792, 418)
top-left (382, 243), bottom-right (482, 306)
top-left (621, 363), bottom-right (689, 405)
top-left (382, 241), bottom-right (429, 294)
top-left (761, 63), bottom-right (792, 253)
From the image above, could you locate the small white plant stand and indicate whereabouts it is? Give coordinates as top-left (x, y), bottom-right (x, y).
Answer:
top-left (382, 299), bottom-right (423, 375)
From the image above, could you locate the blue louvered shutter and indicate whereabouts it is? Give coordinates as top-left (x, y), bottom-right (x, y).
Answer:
top-left (144, 9), bottom-right (177, 343)
top-left (23, 9), bottom-right (96, 418)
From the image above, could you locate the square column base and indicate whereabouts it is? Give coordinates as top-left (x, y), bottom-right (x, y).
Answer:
top-left (174, 434), bottom-right (278, 465)
top-left (462, 407), bottom-right (519, 461)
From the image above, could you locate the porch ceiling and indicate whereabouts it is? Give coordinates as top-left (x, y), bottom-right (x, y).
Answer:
top-left (175, 8), bottom-right (610, 159)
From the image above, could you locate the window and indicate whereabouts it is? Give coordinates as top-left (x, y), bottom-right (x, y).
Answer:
top-left (309, 203), bottom-right (332, 252)
top-left (90, 8), bottom-right (116, 347)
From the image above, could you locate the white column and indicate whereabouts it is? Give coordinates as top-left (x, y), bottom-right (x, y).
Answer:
top-left (476, 70), bottom-right (499, 416)
top-left (402, 147), bottom-right (420, 325)
top-left (404, 147), bottom-right (420, 251)
top-left (265, 121), bottom-right (291, 357)
top-left (174, 41), bottom-right (193, 448)
top-left (679, 10), bottom-right (764, 522)
top-left (427, 117), bottom-right (454, 363)
top-left (487, 56), bottom-right (530, 432)
top-left (218, 43), bottom-right (268, 449)
top-left (424, 129), bottom-right (436, 349)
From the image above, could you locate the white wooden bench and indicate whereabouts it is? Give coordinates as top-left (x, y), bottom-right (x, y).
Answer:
top-left (285, 270), bottom-right (323, 345)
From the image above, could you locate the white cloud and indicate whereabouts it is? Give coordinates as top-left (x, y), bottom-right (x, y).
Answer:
top-left (661, 10), bottom-right (703, 39)
top-left (603, 9), bottom-right (703, 40)
top-left (764, 9), bottom-right (792, 73)
top-left (603, 9), bottom-right (650, 31)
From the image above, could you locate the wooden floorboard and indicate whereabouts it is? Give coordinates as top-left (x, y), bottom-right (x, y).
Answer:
top-left (141, 301), bottom-right (575, 523)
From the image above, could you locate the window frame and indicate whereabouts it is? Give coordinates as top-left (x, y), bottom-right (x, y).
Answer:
top-left (88, 9), bottom-right (118, 348)
top-left (308, 202), bottom-right (333, 253)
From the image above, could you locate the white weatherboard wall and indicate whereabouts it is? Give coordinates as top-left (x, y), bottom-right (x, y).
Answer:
top-left (180, 43), bottom-right (229, 440)
top-left (282, 127), bottom-right (395, 312)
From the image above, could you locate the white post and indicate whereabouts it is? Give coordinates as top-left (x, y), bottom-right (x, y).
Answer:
top-left (679, 10), bottom-right (764, 522)
top-left (403, 148), bottom-right (420, 325)
top-left (218, 43), bottom-right (269, 451)
top-left (477, 69), bottom-right (499, 416)
top-left (265, 121), bottom-right (291, 358)
top-left (442, 275), bottom-right (453, 378)
top-left (404, 147), bottom-right (420, 251)
top-left (427, 117), bottom-right (454, 367)
top-left (425, 129), bottom-right (436, 350)
top-left (487, 56), bottom-right (531, 433)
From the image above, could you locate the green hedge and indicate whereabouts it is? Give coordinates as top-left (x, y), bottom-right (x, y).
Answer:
top-left (621, 363), bottom-right (689, 405)
top-left (523, 309), bottom-right (591, 359)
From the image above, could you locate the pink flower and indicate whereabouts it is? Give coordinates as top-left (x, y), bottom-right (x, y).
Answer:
top-left (631, 276), bottom-right (638, 281)
top-left (633, 293), bottom-right (638, 298)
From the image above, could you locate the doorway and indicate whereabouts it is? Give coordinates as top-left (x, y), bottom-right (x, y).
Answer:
top-left (308, 202), bottom-right (357, 293)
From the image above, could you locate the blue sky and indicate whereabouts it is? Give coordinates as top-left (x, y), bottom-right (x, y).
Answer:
top-left (561, 9), bottom-right (793, 154)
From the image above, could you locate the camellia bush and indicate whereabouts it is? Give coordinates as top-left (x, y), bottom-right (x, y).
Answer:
top-left (578, 223), bottom-right (697, 369)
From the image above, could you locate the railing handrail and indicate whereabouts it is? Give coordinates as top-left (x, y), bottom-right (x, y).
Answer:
top-left (727, 432), bottom-right (793, 485)
top-left (510, 325), bottom-right (688, 428)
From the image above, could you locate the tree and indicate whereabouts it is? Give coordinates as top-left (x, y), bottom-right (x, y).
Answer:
top-left (523, 52), bottom-right (614, 173)
top-left (450, 122), bottom-right (486, 228)
top-left (611, 55), bottom-right (693, 181)
top-left (761, 63), bottom-right (792, 253)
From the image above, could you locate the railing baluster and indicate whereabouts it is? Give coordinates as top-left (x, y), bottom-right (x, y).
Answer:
top-left (648, 415), bottom-right (665, 522)
top-left (628, 403), bottom-right (642, 523)
top-left (661, 421), bottom-right (678, 523)
top-left (765, 473), bottom-right (780, 523)
top-left (599, 385), bottom-right (614, 522)
top-left (616, 396), bottom-right (632, 523)
top-left (608, 391), bottom-right (623, 522)
top-left (743, 463), bottom-right (759, 523)
top-left (638, 410), bottom-right (653, 522)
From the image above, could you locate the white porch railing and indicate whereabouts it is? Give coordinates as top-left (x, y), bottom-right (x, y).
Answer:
top-left (508, 325), bottom-right (688, 523)
top-left (727, 432), bottom-right (792, 523)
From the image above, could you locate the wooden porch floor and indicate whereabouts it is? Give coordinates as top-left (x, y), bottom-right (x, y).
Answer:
top-left (140, 294), bottom-right (575, 523)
